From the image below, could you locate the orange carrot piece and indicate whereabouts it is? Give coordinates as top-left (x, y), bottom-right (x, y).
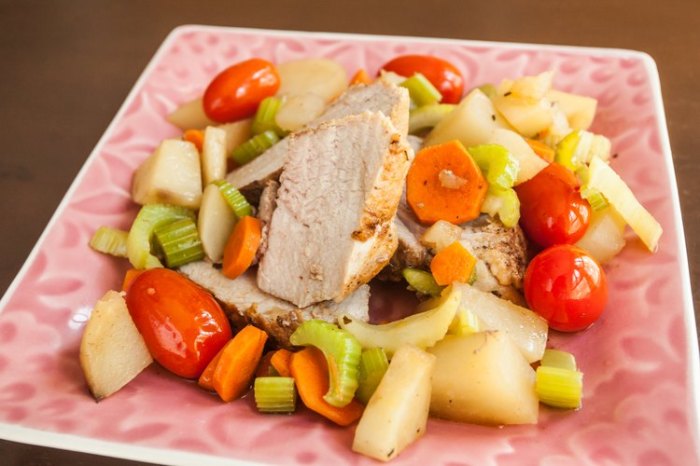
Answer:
top-left (350, 69), bottom-right (372, 85)
top-left (121, 268), bottom-right (144, 292)
top-left (290, 347), bottom-right (364, 426)
top-left (222, 216), bottom-right (262, 279)
top-left (198, 349), bottom-right (223, 391)
top-left (406, 140), bottom-right (488, 225)
top-left (430, 241), bottom-right (477, 286)
top-left (270, 349), bottom-right (293, 377)
top-left (183, 129), bottom-right (204, 152)
top-left (255, 350), bottom-right (277, 378)
top-left (212, 325), bottom-right (268, 402)
top-left (526, 138), bottom-right (555, 163)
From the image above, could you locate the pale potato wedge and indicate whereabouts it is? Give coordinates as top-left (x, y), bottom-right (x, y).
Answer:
top-left (219, 119), bottom-right (252, 155)
top-left (486, 128), bottom-right (548, 185)
top-left (201, 126), bottom-right (227, 185)
top-left (420, 220), bottom-right (462, 252)
top-left (275, 93), bottom-right (326, 132)
top-left (198, 183), bottom-right (237, 263)
top-left (80, 290), bottom-right (152, 400)
top-left (353, 345), bottom-right (435, 462)
top-left (424, 89), bottom-right (499, 148)
top-left (547, 89), bottom-right (597, 131)
top-left (276, 58), bottom-right (348, 103)
top-left (167, 97), bottom-right (215, 130)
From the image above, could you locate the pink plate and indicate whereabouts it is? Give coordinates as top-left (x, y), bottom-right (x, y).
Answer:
top-left (0, 26), bottom-right (698, 465)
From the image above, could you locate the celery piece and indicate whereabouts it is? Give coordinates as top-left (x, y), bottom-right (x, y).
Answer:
top-left (577, 166), bottom-right (609, 211)
top-left (400, 73), bottom-right (442, 107)
top-left (448, 307), bottom-right (480, 336)
top-left (480, 187), bottom-right (520, 228)
top-left (555, 130), bottom-right (584, 170)
top-left (586, 156), bottom-right (662, 252)
top-left (89, 226), bottom-right (129, 258)
top-left (540, 349), bottom-right (577, 371)
top-left (127, 204), bottom-right (195, 269)
top-left (555, 130), bottom-right (610, 170)
top-left (408, 104), bottom-right (456, 134)
top-left (213, 180), bottom-right (253, 219)
top-left (254, 377), bottom-right (296, 413)
top-left (401, 268), bottom-right (444, 297)
top-left (535, 366), bottom-right (583, 409)
top-left (153, 217), bottom-right (205, 268)
top-left (251, 97), bottom-right (284, 136)
top-left (356, 348), bottom-right (389, 404)
top-left (467, 144), bottom-right (520, 190)
top-left (289, 320), bottom-right (362, 408)
top-left (230, 130), bottom-right (280, 166)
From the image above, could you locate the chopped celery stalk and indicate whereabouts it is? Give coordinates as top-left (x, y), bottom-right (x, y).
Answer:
top-left (577, 166), bottom-right (610, 211)
top-left (213, 180), bottom-right (253, 218)
top-left (540, 349), bottom-right (577, 371)
top-left (254, 377), bottom-right (296, 413)
top-left (556, 130), bottom-right (612, 170)
top-left (230, 130), bottom-right (280, 166)
top-left (251, 97), bottom-right (284, 136)
top-left (339, 286), bottom-right (461, 356)
top-left (401, 268), bottom-right (444, 297)
top-left (408, 104), bottom-right (456, 134)
top-left (153, 217), bottom-right (204, 268)
top-left (477, 83), bottom-right (497, 99)
top-left (480, 187), bottom-right (520, 228)
top-left (467, 144), bottom-right (520, 190)
top-left (586, 156), bottom-right (662, 252)
top-left (448, 307), bottom-right (480, 336)
top-left (127, 204), bottom-right (195, 269)
top-left (400, 73), bottom-right (442, 107)
top-left (89, 226), bottom-right (128, 258)
top-left (535, 366), bottom-right (583, 409)
top-left (289, 320), bottom-right (361, 408)
top-left (356, 348), bottom-right (389, 404)
top-left (555, 130), bottom-right (585, 170)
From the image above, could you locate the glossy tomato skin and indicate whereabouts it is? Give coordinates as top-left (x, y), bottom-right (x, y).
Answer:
top-left (524, 245), bottom-right (608, 332)
top-left (203, 58), bottom-right (280, 123)
top-left (516, 162), bottom-right (591, 248)
top-left (380, 55), bottom-right (464, 103)
top-left (126, 268), bottom-right (232, 378)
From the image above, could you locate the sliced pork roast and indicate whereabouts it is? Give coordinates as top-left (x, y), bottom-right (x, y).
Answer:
top-left (180, 262), bottom-right (370, 348)
top-left (257, 112), bottom-right (411, 307)
top-left (226, 79), bottom-right (409, 202)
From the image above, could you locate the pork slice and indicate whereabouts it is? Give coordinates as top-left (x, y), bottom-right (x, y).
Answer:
top-left (257, 112), bottom-right (411, 307)
top-left (179, 261), bottom-right (370, 348)
top-left (226, 80), bottom-right (409, 202)
top-left (256, 179), bottom-right (279, 259)
top-left (380, 217), bottom-right (430, 281)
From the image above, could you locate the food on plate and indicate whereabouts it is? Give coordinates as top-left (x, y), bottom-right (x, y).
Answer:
top-left (81, 53), bottom-right (663, 462)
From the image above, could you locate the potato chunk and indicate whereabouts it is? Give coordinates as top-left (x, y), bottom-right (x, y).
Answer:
top-left (353, 345), bottom-right (435, 462)
top-left (429, 332), bottom-right (538, 425)
top-left (79, 291), bottom-right (152, 400)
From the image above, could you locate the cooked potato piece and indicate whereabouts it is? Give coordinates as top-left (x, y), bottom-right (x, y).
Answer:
top-left (486, 128), bottom-right (548, 184)
top-left (198, 184), bottom-right (237, 263)
top-left (80, 290), bottom-right (153, 400)
top-left (132, 139), bottom-right (202, 209)
top-left (167, 97), bottom-right (215, 130)
top-left (454, 283), bottom-right (547, 363)
top-left (420, 220), bottom-right (462, 252)
top-left (201, 126), bottom-right (227, 185)
top-left (218, 119), bottom-right (252, 155)
top-left (429, 332), bottom-right (538, 425)
top-left (353, 345), bottom-right (435, 462)
top-left (275, 93), bottom-right (326, 132)
top-left (547, 89), bottom-right (597, 131)
top-left (424, 89), bottom-right (499, 148)
top-left (575, 206), bottom-right (626, 264)
top-left (277, 58), bottom-right (348, 103)
top-left (493, 95), bottom-right (553, 138)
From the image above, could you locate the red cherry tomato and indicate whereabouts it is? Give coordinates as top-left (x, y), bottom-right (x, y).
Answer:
top-left (524, 245), bottom-right (608, 332)
top-left (203, 58), bottom-right (280, 123)
top-left (380, 55), bottom-right (464, 104)
top-left (126, 269), bottom-right (232, 378)
top-left (515, 162), bottom-right (591, 248)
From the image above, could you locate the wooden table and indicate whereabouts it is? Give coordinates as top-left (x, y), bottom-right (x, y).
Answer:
top-left (1, 1), bottom-right (698, 464)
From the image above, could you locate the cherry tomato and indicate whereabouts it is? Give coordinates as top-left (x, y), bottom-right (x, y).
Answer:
top-left (126, 268), bottom-right (232, 378)
top-left (203, 58), bottom-right (280, 123)
top-left (515, 162), bottom-right (591, 248)
top-left (380, 55), bottom-right (464, 104)
top-left (524, 245), bottom-right (608, 332)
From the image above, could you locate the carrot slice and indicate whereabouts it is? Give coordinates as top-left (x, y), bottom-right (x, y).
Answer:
top-left (222, 216), bottom-right (262, 279)
top-left (212, 325), bottom-right (268, 402)
top-left (290, 347), bottom-right (364, 426)
top-left (255, 350), bottom-right (277, 377)
top-left (525, 138), bottom-right (555, 163)
top-left (183, 129), bottom-right (204, 152)
top-left (121, 268), bottom-right (144, 292)
top-left (270, 349), bottom-right (293, 377)
top-left (198, 349), bottom-right (223, 391)
top-left (350, 69), bottom-right (372, 85)
top-left (430, 241), bottom-right (477, 286)
top-left (406, 140), bottom-right (488, 225)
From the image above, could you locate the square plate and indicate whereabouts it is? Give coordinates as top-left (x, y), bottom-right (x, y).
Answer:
top-left (0, 25), bottom-right (698, 465)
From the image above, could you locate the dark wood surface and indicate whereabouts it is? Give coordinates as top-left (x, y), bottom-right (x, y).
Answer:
top-left (0, 1), bottom-right (698, 464)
